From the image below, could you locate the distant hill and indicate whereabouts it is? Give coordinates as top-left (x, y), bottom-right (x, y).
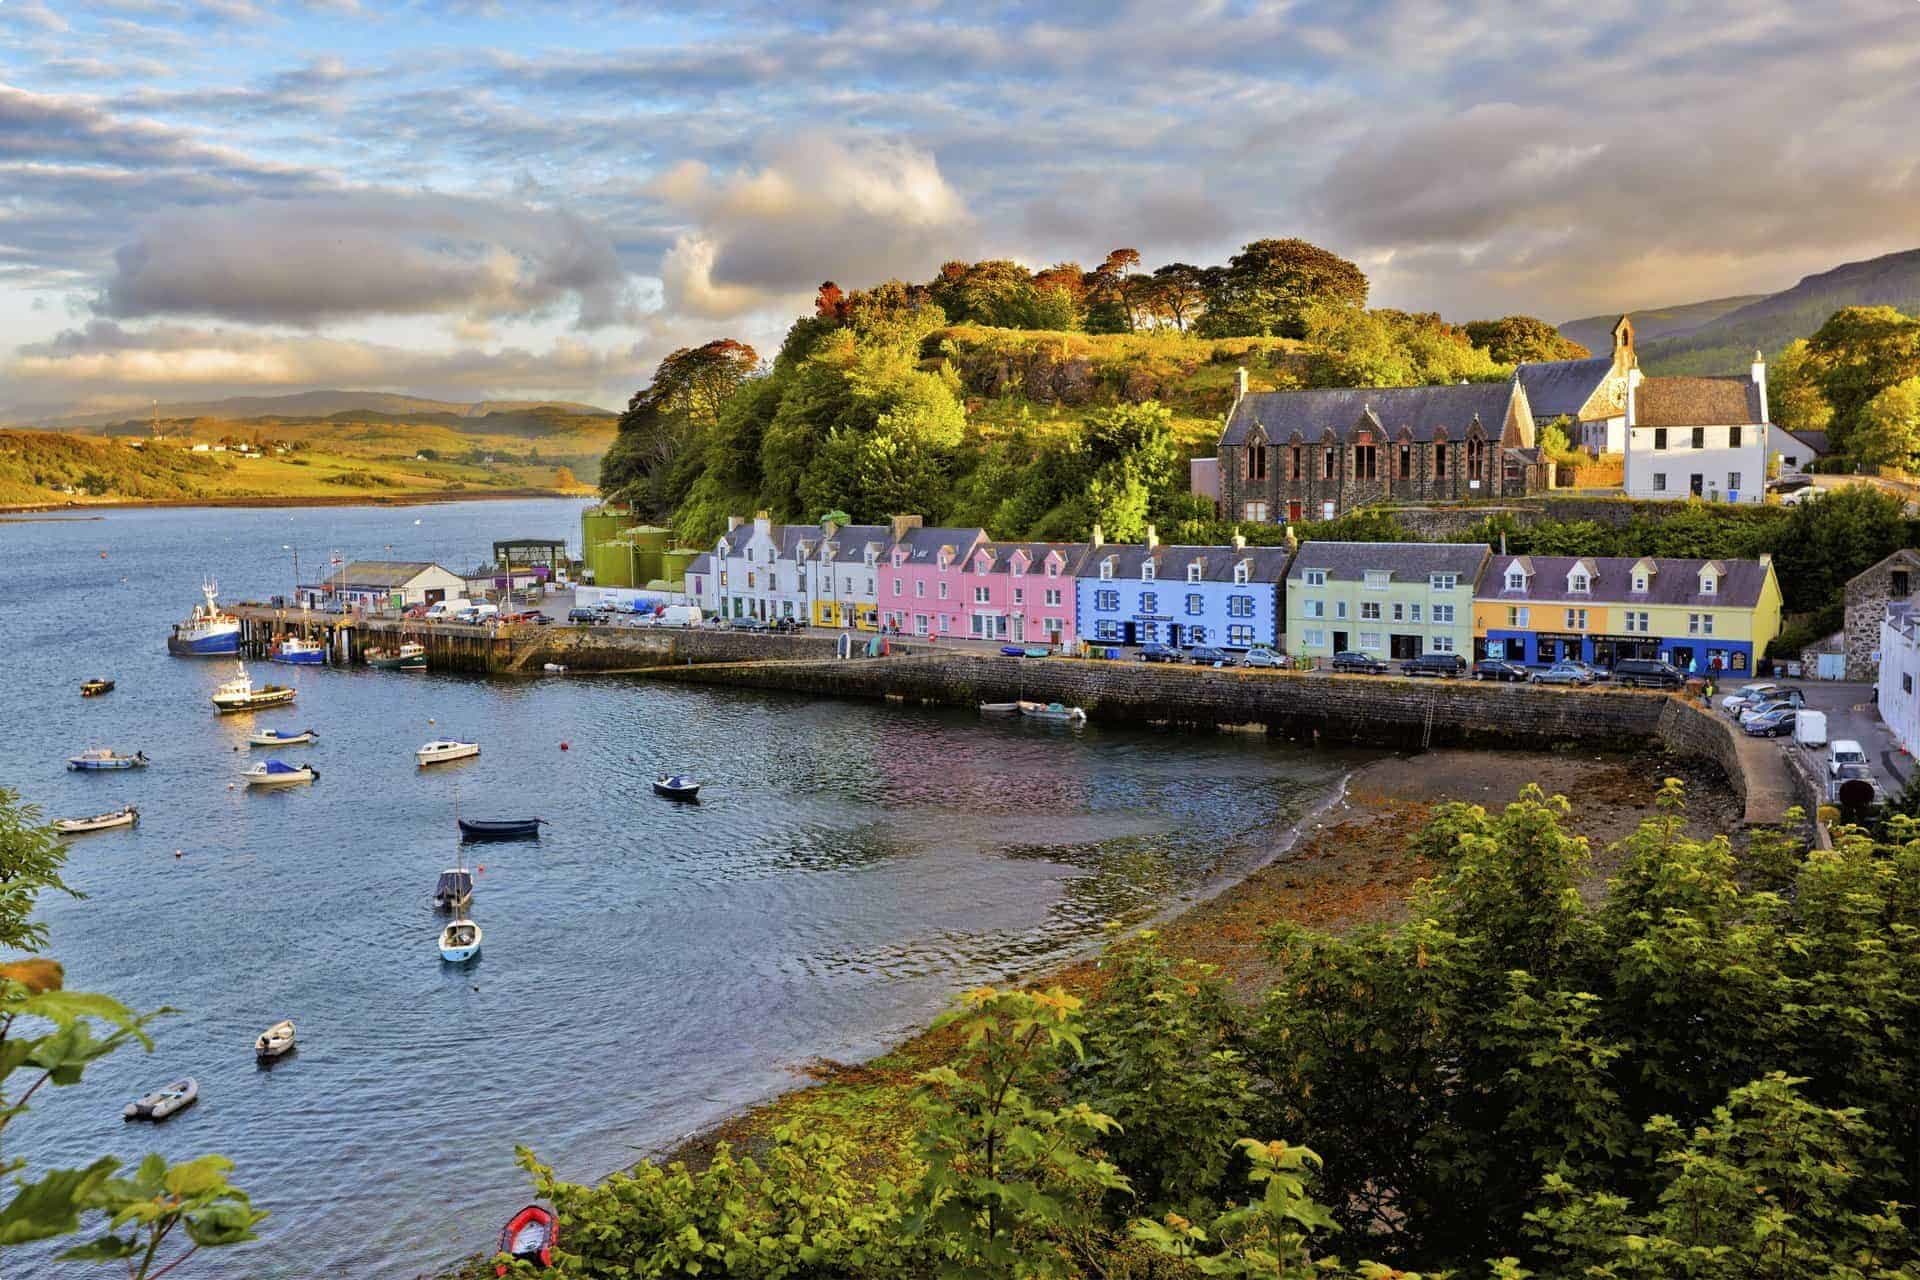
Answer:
top-left (26, 389), bottom-right (613, 430)
top-left (1559, 247), bottom-right (1920, 375)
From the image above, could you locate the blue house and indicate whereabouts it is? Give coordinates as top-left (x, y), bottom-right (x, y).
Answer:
top-left (1073, 530), bottom-right (1292, 650)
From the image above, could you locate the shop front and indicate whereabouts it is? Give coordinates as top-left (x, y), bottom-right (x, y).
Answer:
top-left (1659, 639), bottom-right (1753, 676)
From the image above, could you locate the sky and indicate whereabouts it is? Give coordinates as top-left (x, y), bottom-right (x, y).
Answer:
top-left (3, 0), bottom-right (1919, 418)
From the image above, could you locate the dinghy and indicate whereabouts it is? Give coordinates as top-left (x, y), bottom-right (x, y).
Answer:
top-left (55, 805), bottom-right (138, 835)
top-left (250, 727), bottom-right (318, 747)
top-left (978, 702), bottom-right (1020, 714)
top-left (495, 1204), bottom-right (558, 1274)
top-left (432, 868), bottom-right (474, 912)
top-left (254, 1019), bottom-right (295, 1059)
top-left (124, 1077), bottom-right (197, 1122)
top-left (244, 760), bottom-right (318, 787)
top-left (81, 678), bottom-right (115, 697)
top-left (416, 739), bottom-right (480, 767)
top-left (67, 748), bottom-right (148, 771)
top-left (438, 918), bottom-right (482, 963)
top-left (212, 662), bottom-right (296, 713)
top-left (458, 817), bottom-right (545, 841)
top-left (652, 774), bottom-right (700, 801)
top-left (1019, 701), bottom-right (1088, 724)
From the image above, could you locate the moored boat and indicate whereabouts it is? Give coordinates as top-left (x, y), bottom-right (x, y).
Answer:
top-left (123, 1077), bottom-right (198, 1122)
top-left (458, 817), bottom-right (545, 841)
top-left (55, 805), bottom-right (139, 835)
top-left (978, 701), bottom-right (1020, 714)
top-left (270, 636), bottom-right (326, 665)
top-left (1019, 700), bottom-right (1088, 724)
top-left (243, 759), bottom-right (319, 787)
top-left (653, 774), bottom-right (700, 801)
top-left (255, 1019), bottom-right (295, 1059)
top-left (167, 579), bottom-right (242, 656)
top-left (438, 918), bottom-right (482, 963)
top-left (416, 739), bottom-right (480, 767)
top-left (81, 678), bottom-right (115, 697)
top-left (494, 1204), bottom-right (558, 1274)
top-left (67, 748), bottom-right (148, 771)
top-left (212, 662), bottom-right (297, 713)
top-left (432, 868), bottom-right (474, 912)
top-left (250, 727), bottom-right (318, 747)
top-left (367, 641), bottom-right (427, 671)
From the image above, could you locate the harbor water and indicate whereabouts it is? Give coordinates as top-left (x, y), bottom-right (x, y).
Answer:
top-left (5, 499), bottom-right (1368, 1277)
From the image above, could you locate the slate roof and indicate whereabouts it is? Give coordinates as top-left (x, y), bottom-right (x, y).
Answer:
top-left (1283, 541), bottom-right (1490, 584)
top-left (895, 526), bottom-right (988, 565)
top-left (975, 541), bottom-right (1091, 577)
top-left (685, 553), bottom-right (713, 576)
top-left (1221, 382), bottom-right (1518, 448)
top-left (1779, 428), bottom-right (1831, 457)
top-left (1635, 376), bottom-right (1765, 428)
top-left (1481, 554), bottom-right (1771, 608)
top-left (1077, 543), bottom-right (1294, 583)
top-left (1515, 356), bottom-right (1615, 420)
top-left (825, 524), bottom-right (892, 563)
top-left (336, 560), bottom-right (459, 588)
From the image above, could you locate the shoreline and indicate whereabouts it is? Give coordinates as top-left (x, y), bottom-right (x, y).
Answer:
top-left (0, 487), bottom-right (593, 517)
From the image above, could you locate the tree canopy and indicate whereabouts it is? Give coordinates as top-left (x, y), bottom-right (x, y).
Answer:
top-left (1465, 315), bottom-right (1592, 364)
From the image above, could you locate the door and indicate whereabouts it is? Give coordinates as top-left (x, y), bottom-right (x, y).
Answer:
top-left (1288, 501), bottom-right (1302, 522)
top-left (1689, 474), bottom-right (1704, 497)
top-left (1123, 621), bottom-right (1138, 646)
top-left (1816, 652), bottom-right (1846, 680)
top-left (1332, 630), bottom-right (1348, 653)
top-left (1668, 645), bottom-right (1694, 673)
top-left (1390, 633), bottom-right (1420, 659)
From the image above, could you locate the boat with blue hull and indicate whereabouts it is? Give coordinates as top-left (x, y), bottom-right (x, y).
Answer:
top-left (271, 636), bottom-right (326, 665)
top-left (166, 580), bottom-right (241, 656)
top-left (68, 748), bottom-right (149, 771)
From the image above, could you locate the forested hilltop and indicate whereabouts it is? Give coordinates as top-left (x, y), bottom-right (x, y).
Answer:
top-left (597, 239), bottom-right (1589, 546)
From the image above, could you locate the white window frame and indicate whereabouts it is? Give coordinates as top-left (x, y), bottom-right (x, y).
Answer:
top-left (1433, 604), bottom-right (1455, 624)
top-left (1304, 569), bottom-right (1327, 587)
top-left (1505, 570), bottom-right (1527, 591)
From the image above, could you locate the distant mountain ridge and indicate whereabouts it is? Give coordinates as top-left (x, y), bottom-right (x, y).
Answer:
top-left (21, 389), bottom-right (614, 430)
top-left (1558, 247), bottom-right (1920, 375)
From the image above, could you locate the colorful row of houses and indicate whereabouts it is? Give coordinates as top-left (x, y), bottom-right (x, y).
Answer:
top-left (684, 516), bottom-right (1784, 675)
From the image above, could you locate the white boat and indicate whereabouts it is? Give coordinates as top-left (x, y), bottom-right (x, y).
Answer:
top-left (416, 739), bottom-right (480, 767)
top-left (55, 805), bottom-right (139, 835)
top-left (1019, 700), bottom-right (1088, 724)
top-left (438, 918), bottom-right (482, 963)
top-left (432, 867), bottom-right (474, 912)
top-left (244, 759), bottom-right (319, 787)
top-left (543, 662), bottom-right (568, 673)
top-left (212, 662), bottom-right (297, 713)
top-left (979, 701), bottom-right (1021, 714)
top-left (167, 579), bottom-right (241, 656)
top-left (123, 1077), bottom-right (198, 1121)
top-left (250, 727), bottom-right (318, 747)
top-left (270, 636), bottom-right (326, 665)
top-left (67, 748), bottom-right (149, 771)
top-left (254, 1019), bottom-right (295, 1059)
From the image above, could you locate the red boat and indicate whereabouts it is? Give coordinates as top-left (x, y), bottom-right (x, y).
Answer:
top-left (496, 1204), bottom-right (557, 1274)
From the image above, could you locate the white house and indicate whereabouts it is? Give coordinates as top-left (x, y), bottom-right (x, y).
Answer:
top-left (1623, 353), bottom-right (1770, 503)
top-left (306, 560), bottom-right (467, 610)
top-left (804, 523), bottom-right (889, 629)
top-left (1878, 602), bottom-right (1920, 756)
top-left (711, 515), bottom-right (813, 622)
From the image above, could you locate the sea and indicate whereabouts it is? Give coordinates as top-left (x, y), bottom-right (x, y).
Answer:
top-left (4, 498), bottom-right (1367, 1277)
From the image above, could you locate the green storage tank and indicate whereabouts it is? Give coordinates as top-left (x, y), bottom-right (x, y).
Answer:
top-left (581, 505), bottom-right (640, 586)
top-left (659, 547), bottom-right (699, 589)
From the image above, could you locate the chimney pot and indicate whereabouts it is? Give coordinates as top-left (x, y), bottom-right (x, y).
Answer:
top-left (1235, 367), bottom-right (1248, 398)
top-left (1090, 522), bottom-right (1105, 549)
top-left (1231, 531), bottom-right (1246, 551)
top-left (1145, 523), bottom-right (1158, 550)
top-left (726, 515), bottom-right (744, 531)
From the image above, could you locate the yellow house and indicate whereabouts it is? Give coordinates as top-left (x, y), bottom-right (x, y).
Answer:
top-left (1473, 553), bottom-right (1783, 676)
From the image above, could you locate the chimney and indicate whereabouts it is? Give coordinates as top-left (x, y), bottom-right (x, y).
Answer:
top-left (726, 515), bottom-right (744, 532)
top-left (1283, 523), bottom-right (1298, 551)
top-left (1751, 349), bottom-right (1769, 423)
top-left (1145, 523), bottom-right (1159, 551)
top-left (753, 511), bottom-right (772, 536)
top-left (889, 514), bottom-right (923, 543)
top-left (1235, 367), bottom-right (1248, 399)
top-left (1231, 530), bottom-right (1246, 552)
top-left (1090, 522), bottom-right (1105, 550)
top-left (1500, 531), bottom-right (1508, 555)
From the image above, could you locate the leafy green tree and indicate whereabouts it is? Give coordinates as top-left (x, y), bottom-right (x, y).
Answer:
top-left (1131, 1139), bottom-right (1346, 1279)
top-left (1852, 375), bottom-right (1920, 469)
top-left (1197, 239), bottom-right (1368, 340)
top-left (1805, 305), bottom-right (1920, 453)
top-left (1079, 401), bottom-right (1176, 541)
top-left (1465, 315), bottom-right (1591, 364)
top-left (602, 339), bottom-right (760, 515)
top-left (1769, 337), bottom-right (1834, 437)
top-left (1303, 307), bottom-right (1502, 388)
top-left (1765, 481), bottom-right (1909, 613)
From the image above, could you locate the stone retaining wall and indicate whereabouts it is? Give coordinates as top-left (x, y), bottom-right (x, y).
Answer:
top-left (508, 626), bottom-right (870, 671)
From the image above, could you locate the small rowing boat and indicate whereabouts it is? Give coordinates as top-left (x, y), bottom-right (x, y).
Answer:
top-left (244, 760), bottom-right (318, 787)
top-left (416, 739), bottom-right (480, 767)
top-left (495, 1204), bottom-right (558, 1274)
top-left (67, 748), bottom-right (148, 771)
top-left (458, 817), bottom-right (545, 841)
top-left (653, 774), bottom-right (700, 801)
top-left (978, 701), bottom-right (1020, 714)
top-left (81, 678), bottom-right (115, 697)
top-left (212, 663), bottom-right (296, 713)
top-left (438, 918), bottom-right (482, 963)
top-left (255, 1019), bottom-right (295, 1059)
top-left (55, 805), bottom-right (138, 835)
top-left (432, 868), bottom-right (474, 912)
top-left (250, 727), bottom-right (318, 747)
top-left (123, 1077), bottom-right (198, 1122)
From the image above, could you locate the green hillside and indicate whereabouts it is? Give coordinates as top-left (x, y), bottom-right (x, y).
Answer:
top-left (1557, 295), bottom-right (1764, 356)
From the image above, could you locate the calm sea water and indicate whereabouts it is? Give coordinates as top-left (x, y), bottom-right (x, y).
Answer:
top-left (5, 499), bottom-right (1365, 1278)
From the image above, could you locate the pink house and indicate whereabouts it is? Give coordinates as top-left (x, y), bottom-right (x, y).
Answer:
top-left (879, 521), bottom-right (986, 637)
top-left (961, 541), bottom-right (1087, 645)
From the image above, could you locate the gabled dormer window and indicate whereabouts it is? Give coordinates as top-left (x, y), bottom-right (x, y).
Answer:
top-left (1569, 572), bottom-right (1590, 594)
top-left (1505, 569), bottom-right (1527, 591)
top-left (1142, 561), bottom-right (1156, 582)
top-left (1632, 574), bottom-right (1648, 593)
top-left (975, 553), bottom-right (992, 574)
top-left (1045, 557), bottom-right (1061, 578)
top-left (1701, 573), bottom-right (1718, 595)
top-left (1099, 558), bottom-right (1114, 581)
top-left (865, 549), bottom-right (877, 567)
top-left (1187, 562), bottom-right (1203, 583)
top-left (1233, 561), bottom-right (1250, 585)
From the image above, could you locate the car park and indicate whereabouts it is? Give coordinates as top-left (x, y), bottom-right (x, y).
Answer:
top-left (1400, 653), bottom-right (1467, 679)
top-left (1136, 643), bottom-right (1181, 663)
top-left (1471, 658), bottom-right (1529, 682)
top-left (1331, 650), bottom-right (1389, 675)
top-left (1187, 645), bottom-right (1236, 667)
top-left (1738, 695), bottom-right (1806, 726)
top-left (1742, 706), bottom-right (1798, 738)
top-left (1530, 662), bottom-right (1596, 686)
top-left (1721, 682), bottom-right (1784, 715)
top-left (1242, 647), bottom-right (1288, 669)
top-left (1611, 658), bottom-right (1687, 689)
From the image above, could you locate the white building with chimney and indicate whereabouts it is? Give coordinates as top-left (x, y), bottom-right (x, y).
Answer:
top-left (1622, 352), bottom-right (1771, 503)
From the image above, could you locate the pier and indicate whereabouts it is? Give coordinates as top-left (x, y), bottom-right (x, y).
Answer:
top-left (230, 604), bottom-right (513, 673)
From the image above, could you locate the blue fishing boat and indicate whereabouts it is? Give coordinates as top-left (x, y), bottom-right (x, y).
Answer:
top-left (270, 636), bottom-right (326, 665)
top-left (67, 748), bottom-right (149, 771)
top-left (166, 580), bottom-right (241, 656)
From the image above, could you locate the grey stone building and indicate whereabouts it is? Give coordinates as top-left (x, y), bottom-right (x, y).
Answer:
top-left (1514, 315), bottom-right (1638, 455)
top-left (1842, 548), bottom-right (1920, 680)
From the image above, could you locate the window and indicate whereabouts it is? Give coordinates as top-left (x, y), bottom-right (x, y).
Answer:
top-left (915, 580), bottom-right (926, 598)
top-left (1357, 631), bottom-right (1382, 650)
top-left (1099, 559), bottom-right (1113, 581)
top-left (1304, 598), bottom-right (1325, 619)
top-left (1142, 561), bottom-right (1156, 581)
top-left (1186, 593), bottom-right (1204, 616)
top-left (1688, 613), bottom-right (1715, 635)
top-left (1234, 563), bottom-right (1250, 585)
top-left (1355, 445), bottom-right (1378, 479)
top-left (1243, 501), bottom-right (1269, 522)
top-left (1434, 442), bottom-right (1447, 478)
top-left (1248, 444), bottom-right (1267, 480)
top-left (1335, 601), bottom-right (1349, 619)
top-left (1095, 589), bottom-right (1120, 611)
top-left (1433, 604), bottom-right (1455, 624)
top-left (1302, 628), bottom-right (1325, 647)
top-left (1729, 426), bottom-right (1742, 449)
top-left (1894, 571), bottom-right (1912, 598)
top-left (1410, 603), bottom-right (1423, 622)
top-left (1565, 608), bottom-right (1588, 629)
top-left (866, 577), bottom-right (874, 594)
top-left (1045, 588), bottom-right (1062, 606)
top-left (1046, 560), bottom-right (1060, 578)
top-left (1363, 570), bottom-right (1389, 590)
top-left (1570, 572), bottom-right (1590, 593)
top-left (893, 579), bottom-right (903, 596)
top-left (1228, 595), bottom-right (1254, 617)
top-left (1012, 588), bottom-right (1024, 605)
top-left (1905, 673), bottom-right (1914, 695)
top-left (1430, 635), bottom-right (1456, 653)
top-left (973, 586), bottom-right (990, 603)
top-left (1652, 472), bottom-right (1667, 493)
top-left (1142, 622), bottom-right (1160, 642)
top-left (1430, 573), bottom-right (1458, 591)
top-left (1399, 444), bottom-right (1412, 478)
top-left (1701, 574), bottom-right (1717, 595)
top-left (1632, 573), bottom-right (1648, 592)
top-left (1290, 444), bottom-right (1302, 478)
top-left (1187, 563), bottom-right (1203, 583)
top-left (1727, 471), bottom-right (1742, 493)
top-left (746, 571), bottom-right (756, 588)
top-left (1228, 625), bottom-right (1254, 646)
top-left (1507, 606), bottom-right (1529, 627)
top-left (1691, 427), bottom-right (1705, 449)
top-left (1467, 437), bottom-right (1485, 480)
top-left (1654, 428), bottom-right (1668, 451)
top-left (1391, 602), bottom-right (1405, 622)
top-left (1140, 592), bottom-right (1158, 613)
top-left (1190, 625), bottom-right (1208, 643)
top-left (1624, 610), bottom-right (1649, 633)
top-left (1010, 559), bottom-right (1024, 577)
top-left (1304, 569), bottom-right (1327, 587)
top-left (1096, 620), bottom-right (1120, 640)
top-left (1361, 602), bottom-right (1382, 620)
top-left (938, 615), bottom-right (949, 633)
top-left (1505, 569), bottom-right (1527, 591)
top-left (937, 582), bottom-right (948, 600)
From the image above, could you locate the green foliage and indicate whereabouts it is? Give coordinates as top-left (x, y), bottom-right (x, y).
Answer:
top-left (1131, 1139), bottom-right (1342, 1279)
top-left (0, 788), bottom-right (79, 953)
top-left (1466, 315), bottom-right (1592, 364)
top-left (58, 1154), bottom-right (266, 1276)
top-left (1766, 482), bottom-right (1910, 613)
top-left (1805, 305), bottom-right (1920, 455)
top-left (1196, 239), bottom-right (1369, 340)
top-left (1769, 338), bottom-right (1834, 436)
top-left (1854, 376), bottom-right (1920, 469)
top-left (1302, 306), bottom-right (1505, 388)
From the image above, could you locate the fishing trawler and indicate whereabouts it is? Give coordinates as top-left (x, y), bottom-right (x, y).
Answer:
top-left (166, 580), bottom-right (242, 656)
top-left (211, 662), bottom-right (297, 713)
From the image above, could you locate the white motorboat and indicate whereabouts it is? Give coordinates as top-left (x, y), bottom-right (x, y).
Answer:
top-left (1019, 700), bottom-right (1088, 724)
top-left (255, 1019), bottom-right (295, 1059)
top-left (432, 867), bottom-right (474, 911)
top-left (212, 662), bottom-right (296, 713)
top-left (243, 760), bottom-right (319, 787)
top-left (416, 739), bottom-right (480, 767)
top-left (250, 727), bottom-right (318, 747)
top-left (66, 748), bottom-right (148, 772)
top-left (55, 805), bottom-right (139, 835)
top-left (123, 1077), bottom-right (198, 1122)
top-left (978, 701), bottom-right (1021, 714)
top-left (438, 918), bottom-right (482, 963)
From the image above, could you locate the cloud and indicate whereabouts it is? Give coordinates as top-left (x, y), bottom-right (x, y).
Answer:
top-left (98, 191), bottom-right (641, 328)
top-left (649, 133), bottom-right (971, 318)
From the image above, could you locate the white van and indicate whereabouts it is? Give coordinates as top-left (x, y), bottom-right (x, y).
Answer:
top-left (1828, 739), bottom-right (1868, 778)
top-left (659, 604), bottom-right (703, 627)
top-left (425, 598), bottom-right (469, 619)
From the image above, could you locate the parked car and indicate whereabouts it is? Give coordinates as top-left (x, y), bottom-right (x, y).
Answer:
top-left (1530, 662), bottom-right (1597, 686)
top-left (1611, 658), bottom-right (1687, 689)
top-left (1828, 739), bottom-right (1869, 778)
top-left (1739, 694), bottom-right (1806, 726)
top-left (1472, 658), bottom-right (1529, 683)
top-left (567, 608), bottom-right (599, 624)
top-left (1742, 706), bottom-right (1799, 738)
top-left (1187, 645), bottom-right (1236, 667)
top-left (1243, 646), bottom-right (1288, 669)
top-left (1721, 682), bottom-right (1784, 715)
top-left (1401, 653), bottom-right (1467, 679)
top-left (1331, 650), bottom-right (1389, 675)
top-left (1136, 643), bottom-right (1181, 663)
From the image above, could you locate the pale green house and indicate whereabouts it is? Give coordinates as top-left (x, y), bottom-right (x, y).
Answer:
top-left (1284, 541), bottom-right (1491, 661)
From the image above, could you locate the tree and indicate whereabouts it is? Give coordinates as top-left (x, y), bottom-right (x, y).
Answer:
top-left (1144, 263), bottom-right (1207, 331)
top-left (601, 339), bottom-right (760, 515)
top-left (1197, 239), bottom-right (1368, 339)
top-left (1805, 305), bottom-right (1920, 453)
top-left (1766, 482), bottom-right (1909, 613)
top-left (1464, 315), bottom-right (1591, 364)
top-left (1851, 376), bottom-right (1920, 469)
top-left (1769, 338), bottom-right (1834, 437)
top-left (551, 466), bottom-right (578, 490)
top-left (1084, 249), bottom-right (1143, 334)
top-left (1080, 401), bottom-right (1177, 541)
